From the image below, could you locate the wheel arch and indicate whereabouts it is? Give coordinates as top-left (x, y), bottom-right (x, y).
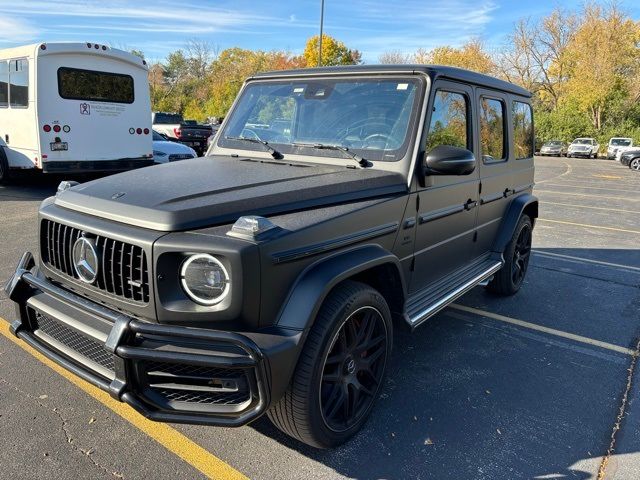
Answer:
top-left (276, 244), bottom-right (407, 332)
top-left (492, 193), bottom-right (538, 254)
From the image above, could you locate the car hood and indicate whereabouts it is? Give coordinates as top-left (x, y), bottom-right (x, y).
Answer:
top-left (54, 155), bottom-right (407, 231)
top-left (153, 140), bottom-right (194, 154)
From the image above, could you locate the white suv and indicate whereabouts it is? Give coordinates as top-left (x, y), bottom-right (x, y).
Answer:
top-left (567, 138), bottom-right (599, 158)
top-left (607, 137), bottom-right (633, 159)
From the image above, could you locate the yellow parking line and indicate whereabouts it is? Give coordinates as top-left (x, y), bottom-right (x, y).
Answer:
top-left (540, 183), bottom-right (640, 194)
top-left (537, 218), bottom-right (640, 235)
top-left (448, 304), bottom-right (635, 356)
top-left (533, 250), bottom-right (640, 273)
top-left (0, 320), bottom-right (248, 480)
top-left (541, 201), bottom-right (640, 215)
top-left (593, 174), bottom-right (623, 179)
top-left (534, 190), bottom-right (640, 201)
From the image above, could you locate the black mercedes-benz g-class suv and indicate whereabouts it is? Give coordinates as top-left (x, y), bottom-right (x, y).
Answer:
top-left (5, 65), bottom-right (537, 448)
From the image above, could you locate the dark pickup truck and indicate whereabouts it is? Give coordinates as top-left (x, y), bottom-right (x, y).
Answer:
top-left (152, 112), bottom-right (212, 155)
top-left (5, 65), bottom-right (536, 449)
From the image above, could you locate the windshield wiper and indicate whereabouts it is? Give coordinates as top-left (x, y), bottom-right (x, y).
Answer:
top-left (225, 136), bottom-right (283, 160)
top-left (291, 143), bottom-right (370, 167)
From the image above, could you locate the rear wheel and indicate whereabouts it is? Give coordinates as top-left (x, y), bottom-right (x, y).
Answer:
top-left (630, 158), bottom-right (640, 172)
top-left (0, 148), bottom-right (9, 184)
top-left (487, 215), bottom-right (532, 296)
top-left (268, 280), bottom-right (392, 448)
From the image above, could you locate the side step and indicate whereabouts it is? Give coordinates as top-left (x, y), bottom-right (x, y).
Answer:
top-left (405, 257), bottom-right (503, 329)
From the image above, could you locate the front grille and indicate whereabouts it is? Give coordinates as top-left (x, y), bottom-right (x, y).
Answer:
top-left (32, 309), bottom-right (115, 372)
top-left (41, 219), bottom-right (149, 303)
top-left (168, 153), bottom-right (195, 161)
top-left (142, 361), bottom-right (251, 407)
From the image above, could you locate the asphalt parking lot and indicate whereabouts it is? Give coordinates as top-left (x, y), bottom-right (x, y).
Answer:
top-left (1, 156), bottom-right (639, 479)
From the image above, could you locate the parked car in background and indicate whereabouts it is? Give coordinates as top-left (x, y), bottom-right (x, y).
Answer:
top-left (152, 129), bottom-right (197, 163)
top-left (607, 137), bottom-right (633, 159)
top-left (567, 138), bottom-right (599, 158)
top-left (539, 140), bottom-right (567, 157)
top-left (0, 42), bottom-right (153, 183)
top-left (152, 112), bottom-right (212, 156)
top-left (620, 149), bottom-right (640, 167)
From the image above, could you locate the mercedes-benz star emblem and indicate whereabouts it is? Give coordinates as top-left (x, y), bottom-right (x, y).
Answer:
top-left (72, 236), bottom-right (100, 284)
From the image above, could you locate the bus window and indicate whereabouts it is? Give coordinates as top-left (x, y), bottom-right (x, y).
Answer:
top-left (57, 67), bottom-right (134, 104)
top-left (9, 59), bottom-right (28, 107)
top-left (0, 61), bottom-right (8, 107)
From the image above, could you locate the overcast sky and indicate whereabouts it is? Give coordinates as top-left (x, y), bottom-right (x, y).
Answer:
top-left (0, 0), bottom-right (638, 63)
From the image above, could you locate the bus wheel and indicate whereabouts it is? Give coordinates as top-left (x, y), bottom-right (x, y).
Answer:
top-left (0, 150), bottom-right (9, 184)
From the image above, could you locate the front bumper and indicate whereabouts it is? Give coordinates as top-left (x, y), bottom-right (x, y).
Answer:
top-left (4, 252), bottom-right (301, 427)
top-left (568, 150), bottom-right (591, 157)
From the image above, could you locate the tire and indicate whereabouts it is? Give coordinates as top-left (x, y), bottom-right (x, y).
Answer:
top-left (487, 215), bottom-right (532, 296)
top-left (630, 158), bottom-right (640, 172)
top-left (0, 148), bottom-right (9, 184)
top-left (268, 280), bottom-right (393, 448)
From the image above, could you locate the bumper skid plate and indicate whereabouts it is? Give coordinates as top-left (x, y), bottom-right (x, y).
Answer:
top-left (4, 252), bottom-right (270, 427)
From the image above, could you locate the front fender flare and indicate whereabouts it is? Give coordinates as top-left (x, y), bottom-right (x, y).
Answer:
top-left (492, 193), bottom-right (538, 253)
top-left (276, 244), bottom-right (406, 331)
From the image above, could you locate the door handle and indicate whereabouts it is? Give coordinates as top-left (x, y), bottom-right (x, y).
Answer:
top-left (503, 188), bottom-right (515, 198)
top-left (464, 199), bottom-right (478, 210)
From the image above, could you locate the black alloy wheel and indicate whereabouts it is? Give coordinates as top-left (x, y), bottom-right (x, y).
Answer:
top-left (268, 280), bottom-right (392, 448)
top-left (511, 221), bottom-right (532, 287)
top-left (630, 158), bottom-right (640, 172)
top-left (487, 215), bottom-right (533, 296)
top-left (319, 306), bottom-right (388, 433)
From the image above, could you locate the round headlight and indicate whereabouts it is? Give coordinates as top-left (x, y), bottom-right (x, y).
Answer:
top-left (180, 254), bottom-right (230, 305)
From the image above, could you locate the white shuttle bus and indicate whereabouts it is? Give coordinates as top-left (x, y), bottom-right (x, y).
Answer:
top-left (0, 42), bottom-right (153, 182)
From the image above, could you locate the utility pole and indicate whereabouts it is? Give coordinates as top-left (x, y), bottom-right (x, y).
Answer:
top-left (318, 0), bottom-right (324, 66)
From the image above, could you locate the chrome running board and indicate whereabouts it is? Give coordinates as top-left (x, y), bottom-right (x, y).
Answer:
top-left (406, 258), bottom-right (503, 329)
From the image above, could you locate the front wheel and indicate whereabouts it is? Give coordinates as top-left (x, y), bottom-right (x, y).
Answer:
top-left (268, 280), bottom-right (392, 448)
top-left (487, 215), bottom-right (533, 296)
top-left (630, 158), bottom-right (640, 172)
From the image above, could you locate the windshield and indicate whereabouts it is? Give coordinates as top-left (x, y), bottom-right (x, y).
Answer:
top-left (545, 141), bottom-right (562, 146)
top-left (611, 138), bottom-right (631, 146)
top-left (154, 113), bottom-right (183, 124)
top-left (152, 130), bottom-right (164, 141)
top-left (573, 139), bottom-right (592, 145)
top-left (218, 77), bottom-right (422, 162)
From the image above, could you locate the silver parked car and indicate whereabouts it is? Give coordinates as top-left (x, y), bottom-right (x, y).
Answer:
top-left (539, 140), bottom-right (567, 157)
top-left (567, 138), bottom-right (599, 158)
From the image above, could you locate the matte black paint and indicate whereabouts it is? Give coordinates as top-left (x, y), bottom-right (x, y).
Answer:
top-left (5, 65), bottom-right (537, 427)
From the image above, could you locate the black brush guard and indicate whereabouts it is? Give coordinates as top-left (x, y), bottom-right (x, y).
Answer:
top-left (4, 252), bottom-right (272, 427)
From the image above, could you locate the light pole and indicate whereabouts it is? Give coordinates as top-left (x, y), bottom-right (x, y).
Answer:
top-left (318, 0), bottom-right (324, 66)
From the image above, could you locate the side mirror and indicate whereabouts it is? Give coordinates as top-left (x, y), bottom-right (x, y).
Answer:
top-left (423, 145), bottom-right (476, 176)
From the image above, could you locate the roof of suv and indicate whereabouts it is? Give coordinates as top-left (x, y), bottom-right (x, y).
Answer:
top-left (253, 64), bottom-right (532, 98)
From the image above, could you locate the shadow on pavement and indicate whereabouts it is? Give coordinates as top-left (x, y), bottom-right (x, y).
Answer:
top-left (249, 247), bottom-right (640, 479)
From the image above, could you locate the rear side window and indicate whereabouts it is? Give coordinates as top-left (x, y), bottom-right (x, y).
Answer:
top-left (512, 101), bottom-right (533, 159)
top-left (9, 59), bottom-right (29, 107)
top-left (154, 113), bottom-right (183, 124)
top-left (58, 67), bottom-right (134, 104)
top-left (0, 61), bottom-right (7, 107)
top-left (426, 90), bottom-right (469, 152)
top-left (480, 97), bottom-right (506, 162)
